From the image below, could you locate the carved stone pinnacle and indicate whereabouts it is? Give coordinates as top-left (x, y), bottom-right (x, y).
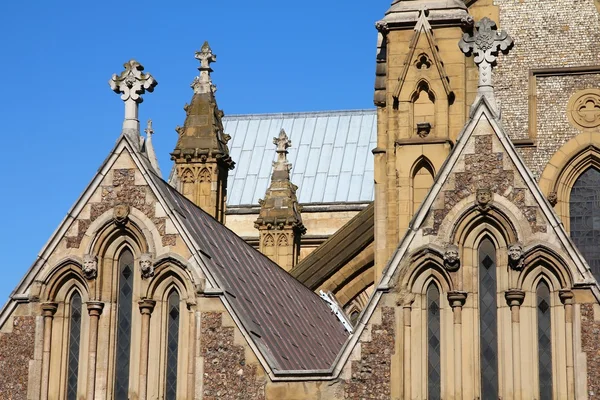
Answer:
top-left (145, 119), bottom-right (154, 136)
top-left (192, 41), bottom-right (217, 94)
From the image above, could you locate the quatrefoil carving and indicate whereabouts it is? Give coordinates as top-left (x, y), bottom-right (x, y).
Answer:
top-left (568, 89), bottom-right (600, 130)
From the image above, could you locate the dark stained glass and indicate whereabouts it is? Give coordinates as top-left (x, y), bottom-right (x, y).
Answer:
top-left (427, 282), bottom-right (441, 400)
top-left (479, 238), bottom-right (498, 399)
top-left (66, 292), bottom-right (82, 400)
top-left (570, 167), bottom-right (600, 281)
top-left (537, 281), bottom-right (553, 400)
top-left (115, 249), bottom-right (134, 400)
top-left (165, 290), bottom-right (180, 400)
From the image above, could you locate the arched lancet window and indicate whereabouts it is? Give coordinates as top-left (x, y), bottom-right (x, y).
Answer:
top-left (115, 249), bottom-right (134, 399)
top-left (427, 282), bottom-right (441, 400)
top-left (479, 237), bottom-right (498, 398)
top-left (570, 167), bottom-right (600, 280)
top-left (537, 280), bottom-right (553, 400)
top-left (412, 158), bottom-right (434, 213)
top-left (165, 290), bottom-right (180, 400)
top-left (66, 291), bottom-right (82, 400)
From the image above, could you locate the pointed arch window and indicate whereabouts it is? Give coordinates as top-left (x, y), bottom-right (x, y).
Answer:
top-left (479, 237), bottom-right (498, 398)
top-left (537, 280), bottom-right (553, 400)
top-left (569, 167), bottom-right (600, 281)
top-left (115, 249), bottom-right (134, 399)
top-left (427, 282), bottom-right (441, 400)
top-left (165, 290), bottom-right (180, 400)
top-left (66, 292), bottom-right (82, 400)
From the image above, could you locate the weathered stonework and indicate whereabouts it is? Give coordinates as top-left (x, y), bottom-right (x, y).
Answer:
top-left (581, 304), bottom-right (600, 398)
top-left (0, 316), bottom-right (36, 399)
top-left (200, 312), bottom-right (265, 400)
top-left (425, 132), bottom-right (547, 235)
top-left (65, 168), bottom-right (176, 248)
top-left (344, 307), bottom-right (394, 400)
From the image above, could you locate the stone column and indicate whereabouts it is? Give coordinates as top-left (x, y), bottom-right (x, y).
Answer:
top-left (505, 289), bottom-right (525, 400)
top-left (187, 303), bottom-right (197, 399)
top-left (560, 289), bottom-right (575, 400)
top-left (138, 299), bottom-right (156, 400)
top-left (40, 302), bottom-right (58, 400)
top-left (448, 291), bottom-right (467, 399)
top-left (86, 301), bottom-right (104, 400)
top-left (403, 303), bottom-right (412, 399)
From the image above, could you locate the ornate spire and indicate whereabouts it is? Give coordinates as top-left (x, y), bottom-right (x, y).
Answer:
top-left (255, 129), bottom-right (305, 271)
top-left (192, 41), bottom-right (217, 94)
top-left (109, 60), bottom-right (157, 142)
top-left (459, 17), bottom-right (513, 116)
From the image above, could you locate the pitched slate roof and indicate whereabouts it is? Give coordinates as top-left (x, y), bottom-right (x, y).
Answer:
top-left (223, 109), bottom-right (377, 206)
top-left (149, 172), bottom-right (349, 371)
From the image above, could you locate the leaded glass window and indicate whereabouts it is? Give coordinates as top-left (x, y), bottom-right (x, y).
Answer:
top-left (479, 238), bottom-right (498, 399)
top-left (537, 281), bottom-right (553, 400)
top-left (570, 167), bottom-right (600, 281)
top-left (165, 290), bottom-right (180, 400)
top-left (66, 292), bottom-right (82, 400)
top-left (427, 282), bottom-right (441, 400)
top-left (114, 249), bottom-right (134, 400)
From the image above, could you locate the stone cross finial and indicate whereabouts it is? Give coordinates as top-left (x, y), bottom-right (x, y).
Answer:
top-left (274, 129), bottom-right (291, 163)
top-left (192, 41), bottom-right (217, 94)
top-left (145, 119), bottom-right (154, 136)
top-left (459, 17), bottom-right (513, 116)
top-left (109, 60), bottom-right (157, 140)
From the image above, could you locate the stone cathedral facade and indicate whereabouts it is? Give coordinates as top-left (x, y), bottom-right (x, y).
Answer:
top-left (3, 0), bottom-right (600, 399)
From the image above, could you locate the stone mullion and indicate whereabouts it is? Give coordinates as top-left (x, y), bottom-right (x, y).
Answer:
top-left (505, 289), bottom-right (525, 400)
top-left (86, 301), bottom-right (104, 400)
top-left (40, 302), bottom-right (58, 400)
top-left (448, 291), bottom-right (467, 400)
top-left (187, 304), bottom-right (197, 399)
top-left (138, 299), bottom-right (156, 400)
top-left (560, 289), bottom-right (575, 400)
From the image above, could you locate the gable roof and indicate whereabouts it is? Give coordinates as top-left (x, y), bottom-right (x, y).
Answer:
top-left (1, 133), bottom-right (348, 378)
top-left (171, 109), bottom-right (377, 207)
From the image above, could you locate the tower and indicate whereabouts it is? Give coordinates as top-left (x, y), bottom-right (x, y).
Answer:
top-left (372, 1), bottom-right (477, 279)
top-left (170, 42), bottom-right (235, 222)
top-left (255, 129), bottom-right (306, 271)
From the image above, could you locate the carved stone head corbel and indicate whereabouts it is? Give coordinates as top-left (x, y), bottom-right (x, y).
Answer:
top-left (113, 204), bottom-right (130, 226)
top-left (476, 189), bottom-right (493, 212)
top-left (82, 254), bottom-right (98, 280)
top-left (139, 253), bottom-right (155, 279)
top-left (443, 244), bottom-right (461, 272)
top-left (508, 243), bottom-right (524, 271)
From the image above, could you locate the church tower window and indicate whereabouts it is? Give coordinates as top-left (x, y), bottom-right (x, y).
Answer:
top-left (569, 167), bottom-right (600, 281)
top-left (427, 282), bottom-right (441, 400)
top-left (537, 280), bottom-right (553, 400)
top-left (479, 237), bottom-right (498, 398)
top-left (66, 292), bottom-right (82, 400)
top-left (114, 249), bottom-right (134, 399)
top-left (165, 290), bottom-right (180, 400)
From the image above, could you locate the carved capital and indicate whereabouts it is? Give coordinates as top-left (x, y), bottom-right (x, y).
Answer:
top-left (41, 302), bottom-right (58, 317)
top-left (139, 253), bottom-right (155, 280)
top-left (559, 289), bottom-right (574, 305)
top-left (82, 254), bottom-right (98, 280)
top-left (138, 299), bottom-right (156, 314)
top-left (505, 289), bottom-right (526, 307)
top-left (447, 291), bottom-right (468, 308)
top-left (86, 301), bottom-right (105, 317)
top-left (508, 243), bottom-right (524, 271)
top-left (443, 244), bottom-right (461, 272)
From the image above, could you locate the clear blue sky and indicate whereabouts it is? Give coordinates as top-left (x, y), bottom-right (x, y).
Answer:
top-left (0, 1), bottom-right (388, 304)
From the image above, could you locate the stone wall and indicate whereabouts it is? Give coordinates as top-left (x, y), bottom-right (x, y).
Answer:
top-left (344, 307), bottom-right (395, 400)
top-left (494, 0), bottom-right (600, 140)
top-left (581, 304), bottom-right (600, 398)
top-left (200, 312), bottom-right (265, 400)
top-left (0, 316), bottom-right (36, 399)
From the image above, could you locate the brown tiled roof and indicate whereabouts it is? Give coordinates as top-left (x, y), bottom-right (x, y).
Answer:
top-left (291, 202), bottom-right (374, 290)
top-left (149, 173), bottom-right (349, 372)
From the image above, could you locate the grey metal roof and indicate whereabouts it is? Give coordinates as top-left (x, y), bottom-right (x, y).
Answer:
top-left (224, 109), bottom-right (377, 206)
top-left (149, 172), bottom-right (349, 371)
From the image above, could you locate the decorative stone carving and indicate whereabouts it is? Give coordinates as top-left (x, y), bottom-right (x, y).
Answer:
top-left (547, 191), bottom-right (558, 207)
top-left (82, 254), bottom-right (98, 280)
top-left (443, 244), bottom-right (461, 271)
top-left (459, 17), bottom-right (513, 116)
top-left (476, 188), bottom-right (493, 211)
top-left (508, 243), bottom-right (524, 270)
top-left (416, 122), bottom-right (432, 138)
top-left (113, 204), bottom-right (130, 226)
top-left (415, 53), bottom-right (432, 69)
top-left (375, 20), bottom-right (389, 34)
top-left (567, 89), bottom-right (600, 130)
top-left (139, 253), bottom-right (155, 279)
top-left (504, 289), bottom-right (526, 307)
top-left (192, 41), bottom-right (217, 94)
